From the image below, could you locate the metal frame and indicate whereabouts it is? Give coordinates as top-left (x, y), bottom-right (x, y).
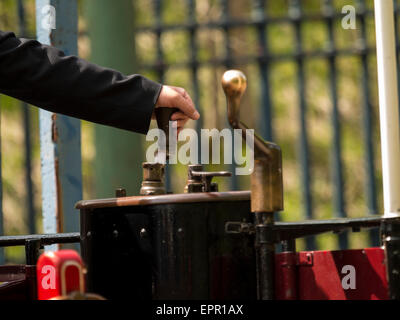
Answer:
top-left (17, 0), bottom-right (36, 236)
top-left (35, 0), bottom-right (82, 249)
top-left (0, 115), bottom-right (3, 265)
top-left (0, 232), bottom-right (80, 265)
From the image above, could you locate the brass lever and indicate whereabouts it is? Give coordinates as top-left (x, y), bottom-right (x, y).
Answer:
top-left (222, 70), bottom-right (283, 300)
top-left (184, 164), bottom-right (231, 193)
top-left (221, 70), bottom-right (247, 128)
top-left (191, 170), bottom-right (231, 192)
top-left (221, 70), bottom-right (284, 213)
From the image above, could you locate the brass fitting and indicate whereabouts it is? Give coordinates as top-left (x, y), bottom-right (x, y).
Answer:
top-left (184, 164), bottom-right (205, 193)
top-left (184, 164), bottom-right (231, 193)
top-left (139, 162), bottom-right (166, 196)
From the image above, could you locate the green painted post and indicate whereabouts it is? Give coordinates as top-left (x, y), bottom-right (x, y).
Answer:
top-left (84, 0), bottom-right (144, 198)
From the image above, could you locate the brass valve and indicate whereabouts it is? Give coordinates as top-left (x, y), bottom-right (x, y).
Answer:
top-left (139, 107), bottom-right (178, 196)
top-left (222, 70), bottom-right (284, 213)
top-left (185, 164), bottom-right (231, 193)
top-left (139, 162), bottom-right (166, 195)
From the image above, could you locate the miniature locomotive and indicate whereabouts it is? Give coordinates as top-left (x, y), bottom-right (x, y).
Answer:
top-left (76, 70), bottom-right (399, 300)
top-left (1, 70), bottom-right (399, 300)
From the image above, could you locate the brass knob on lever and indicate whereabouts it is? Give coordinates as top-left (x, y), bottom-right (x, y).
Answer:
top-left (221, 70), bottom-right (247, 128)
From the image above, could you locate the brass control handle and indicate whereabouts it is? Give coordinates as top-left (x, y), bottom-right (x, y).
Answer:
top-left (222, 70), bottom-right (278, 158)
top-left (186, 164), bottom-right (232, 192)
top-left (191, 170), bottom-right (232, 192)
top-left (221, 70), bottom-right (284, 212)
top-left (190, 171), bottom-right (232, 177)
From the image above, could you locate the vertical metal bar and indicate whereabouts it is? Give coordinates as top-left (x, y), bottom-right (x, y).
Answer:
top-left (154, 0), bottom-right (164, 84)
top-left (252, 1), bottom-right (279, 226)
top-left (357, 0), bottom-right (379, 246)
top-left (221, 0), bottom-right (238, 190)
top-left (221, 0), bottom-right (232, 69)
top-left (394, 0), bottom-right (400, 116)
top-left (375, 0), bottom-right (400, 299)
top-left (17, 0), bottom-right (27, 37)
top-left (252, 0), bottom-right (273, 142)
top-left (281, 239), bottom-right (296, 252)
top-left (153, 0), bottom-right (172, 191)
top-left (36, 0), bottom-right (82, 249)
top-left (25, 239), bottom-right (41, 265)
top-left (374, 0), bottom-right (400, 219)
top-left (394, 0), bottom-right (400, 174)
top-left (290, 0), bottom-right (315, 250)
top-left (18, 0), bottom-right (36, 235)
top-left (323, 0), bottom-right (348, 249)
top-left (255, 212), bottom-right (275, 300)
top-left (22, 113), bottom-right (35, 234)
top-left (188, 0), bottom-right (203, 168)
top-left (0, 105), bottom-right (3, 264)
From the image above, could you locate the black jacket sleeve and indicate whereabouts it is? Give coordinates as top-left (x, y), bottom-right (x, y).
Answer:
top-left (0, 30), bottom-right (162, 134)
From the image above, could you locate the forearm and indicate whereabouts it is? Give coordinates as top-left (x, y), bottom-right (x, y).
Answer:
top-left (0, 30), bottom-right (162, 134)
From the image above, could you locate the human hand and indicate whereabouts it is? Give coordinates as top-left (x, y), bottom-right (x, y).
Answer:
top-left (154, 85), bottom-right (200, 133)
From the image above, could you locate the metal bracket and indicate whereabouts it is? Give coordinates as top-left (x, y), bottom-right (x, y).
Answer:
top-left (225, 216), bottom-right (386, 243)
top-left (297, 252), bottom-right (314, 266)
top-left (225, 221), bottom-right (255, 235)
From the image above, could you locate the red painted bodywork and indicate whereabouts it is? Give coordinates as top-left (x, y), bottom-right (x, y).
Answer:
top-left (275, 247), bottom-right (389, 300)
top-left (36, 250), bottom-right (84, 300)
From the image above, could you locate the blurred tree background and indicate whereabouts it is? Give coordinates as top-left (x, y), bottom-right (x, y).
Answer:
top-left (0, 0), bottom-right (387, 262)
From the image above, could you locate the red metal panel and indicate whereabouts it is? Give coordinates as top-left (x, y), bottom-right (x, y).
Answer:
top-left (0, 265), bottom-right (36, 300)
top-left (275, 252), bottom-right (297, 300)
top-left (275, 247), bottom-right (389, 300)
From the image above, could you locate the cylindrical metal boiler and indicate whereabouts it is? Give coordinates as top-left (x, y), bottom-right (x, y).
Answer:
top-left (76, 191), bottom-right (256, 300)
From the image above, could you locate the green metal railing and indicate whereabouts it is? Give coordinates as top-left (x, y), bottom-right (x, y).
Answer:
top-left (134, 0), bottom-right (386, 249)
